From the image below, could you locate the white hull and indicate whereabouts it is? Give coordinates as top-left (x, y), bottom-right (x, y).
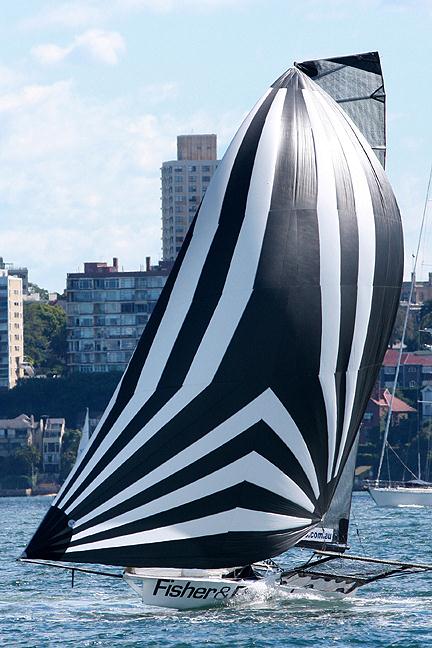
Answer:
top-left (123, 568), bottom-right (248, 609)
top-left (123, 565), bottom-right (355, 609)
top-left (368, 486), bottom-right (432, 507)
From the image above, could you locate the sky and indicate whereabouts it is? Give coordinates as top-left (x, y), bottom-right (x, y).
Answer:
top-left (1, 0), bottom-right (431, 292)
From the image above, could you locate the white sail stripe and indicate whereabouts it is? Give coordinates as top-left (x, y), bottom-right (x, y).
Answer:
top-left (56, 89), bottom-right (273, 508)
top-left (71, 452), bottom-right (314, 543)
top-left (302, 88), bottom-right (341, 483)
top-left (67, 388), bottom-right (318, 523)
top-left (313, 91), bottom-right (376, 477)
top-left (61, 90), bottom-right (286, 512)
top-left (65, 508), bottom-right (312, 553)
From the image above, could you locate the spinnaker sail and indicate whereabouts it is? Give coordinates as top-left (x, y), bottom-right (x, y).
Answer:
top-left (24, 53), bottom-right (403, 569)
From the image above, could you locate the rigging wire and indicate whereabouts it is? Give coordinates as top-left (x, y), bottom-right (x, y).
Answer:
top-left (387, 442), bottom-right (419, 480)
top-left (350, 505), bottom-right (367, 556)
top-left (376, 164), bottom-right (432, 483)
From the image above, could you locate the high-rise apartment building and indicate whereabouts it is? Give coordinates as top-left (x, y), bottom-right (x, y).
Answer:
top-left (66, 258), bottom-right (171, 373)
top-left (0, 270), bottom-right (24, 389)
top-left (0, 257), bottom-right (29, 294)
top-left (161, 134), bottom-right (219, 261)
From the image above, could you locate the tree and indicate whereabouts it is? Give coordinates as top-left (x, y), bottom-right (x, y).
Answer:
top-left (60, 429), bottom-right (81, 482)
top-left (419, 300), bottom-right (432, 347)
top-left (5, 445), bottom-right (41, 480)
top-left (28, 282), bottom-right (49, 301)
top-left (23, 302), bottom-right (66, 374)
top-left (420, 299), bottom-right (432, 321)
top-left (388, 304), bottom-right (417, 350)
top-left (0, 371), bottom-right (122, 429)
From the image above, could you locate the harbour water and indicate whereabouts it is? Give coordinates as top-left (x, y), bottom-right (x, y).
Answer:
top-left (1, 492), bottom-right (432, 647)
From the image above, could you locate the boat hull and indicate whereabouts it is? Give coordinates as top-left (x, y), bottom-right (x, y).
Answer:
top-left (123, 566), bottom-right (355, 609)
top-left (123, 570), bottom-right (248, 609)
top-left (368, 486), bottom-right (432, 507)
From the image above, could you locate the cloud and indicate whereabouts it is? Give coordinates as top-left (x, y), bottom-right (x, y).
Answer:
top-left (0, 64), bottom-right (23, 88)
top-left (138, 82), bottom-right (179, 106)
top-left (0, 77), bottom-right (240, 291)
top-left (22, 0), bottom-right (255, 31)
top-left (22, 3), bottom-right (107, 30)
top-left (31, 29), bottom-right (126, 66)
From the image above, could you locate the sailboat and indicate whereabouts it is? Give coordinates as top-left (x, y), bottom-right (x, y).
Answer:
top-left (21, 52), bottom-right (432, 608)
top-left (367, 167), bottom-right (432, 507)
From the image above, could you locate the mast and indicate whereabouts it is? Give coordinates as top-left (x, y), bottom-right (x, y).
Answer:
top-left (376, 165), bottom-right (432, 483)
top-left (24, 54), bottom-right (403, 569)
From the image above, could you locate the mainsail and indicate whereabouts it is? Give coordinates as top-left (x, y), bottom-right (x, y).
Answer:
top-left (295, 51), bottom-right (386, 166)
top-left (24, 53), bottom-right (403, 568)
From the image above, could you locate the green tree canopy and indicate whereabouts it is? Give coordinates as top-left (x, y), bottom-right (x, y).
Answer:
top-left (28, 282), bottom-right (49, 301)
top-left (419, 300), bottom-right (432, 347)
top-left (388, 304), bottom-right (418, 351)
top-left (24, 302), bottom-right (66, 374)
top-left (0, 371), bottom-right (122, 429)
top-left (4, 445), bottom-right (41, 478)
top-left (60, 429), bottom-right (81, 482)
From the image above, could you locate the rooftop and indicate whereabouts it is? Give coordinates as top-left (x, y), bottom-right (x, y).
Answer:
top-left (371, 389), bottom-right (416, 413)
top-left (383, 349), bottom-right (432, 367)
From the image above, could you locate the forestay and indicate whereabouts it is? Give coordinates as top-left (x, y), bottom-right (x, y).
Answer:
top-left (24, 54), bottom-right (403, 568)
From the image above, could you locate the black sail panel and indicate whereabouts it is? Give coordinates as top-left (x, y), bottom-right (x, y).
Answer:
top-left (24, 59), bottom-right (403, 568)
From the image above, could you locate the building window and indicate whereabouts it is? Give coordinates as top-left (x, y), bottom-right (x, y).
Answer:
top-left (409, 380), bottom-right (416, 388)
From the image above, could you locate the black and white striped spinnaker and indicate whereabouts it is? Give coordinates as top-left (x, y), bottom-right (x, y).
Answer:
top-left (25, 52), bottom-right (403, 568)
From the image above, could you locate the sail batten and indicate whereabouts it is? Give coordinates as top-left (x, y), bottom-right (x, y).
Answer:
top-left (25, 54), bottom-right (403, 569)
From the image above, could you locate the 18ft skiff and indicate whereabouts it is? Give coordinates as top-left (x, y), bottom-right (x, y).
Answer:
top-left (21, 51), bottom-right (432, 609)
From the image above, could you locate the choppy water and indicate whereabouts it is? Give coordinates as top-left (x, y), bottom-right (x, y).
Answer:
top-left (1, 493), bottom-right (432, 647)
